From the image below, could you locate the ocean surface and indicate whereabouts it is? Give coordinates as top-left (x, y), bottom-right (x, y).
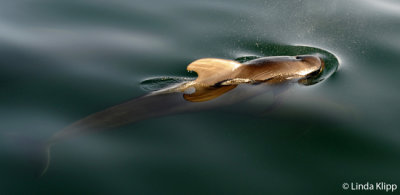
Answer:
top-left (1, 0), bottom-right (400, 194)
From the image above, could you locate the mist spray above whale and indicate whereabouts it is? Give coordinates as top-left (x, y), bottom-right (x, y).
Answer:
top-left (22, 55), bottom-right (325, 176)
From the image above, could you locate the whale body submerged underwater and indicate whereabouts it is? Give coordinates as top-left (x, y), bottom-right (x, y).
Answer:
top-left (23, 55), bottom-right (326, 176)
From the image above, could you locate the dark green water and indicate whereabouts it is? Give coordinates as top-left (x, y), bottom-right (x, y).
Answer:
top-left (1, 0), bottom-right (400, 194)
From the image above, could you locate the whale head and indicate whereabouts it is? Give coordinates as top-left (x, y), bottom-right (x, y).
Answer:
top-left (237, 55), bottom-right (324, 84)
top-left (294, 55), bottom-right (325, 85)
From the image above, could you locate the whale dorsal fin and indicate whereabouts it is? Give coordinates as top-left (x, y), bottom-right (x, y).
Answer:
top-left (187, 58), bottom-right (242, 86)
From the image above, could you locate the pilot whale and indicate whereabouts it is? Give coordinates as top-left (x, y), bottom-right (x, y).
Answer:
top-left (22, 55), bottom-right (324, 176)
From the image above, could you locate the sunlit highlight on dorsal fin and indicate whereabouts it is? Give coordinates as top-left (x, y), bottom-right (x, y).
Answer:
top-left (187, 58), bottom-right (242, 86)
